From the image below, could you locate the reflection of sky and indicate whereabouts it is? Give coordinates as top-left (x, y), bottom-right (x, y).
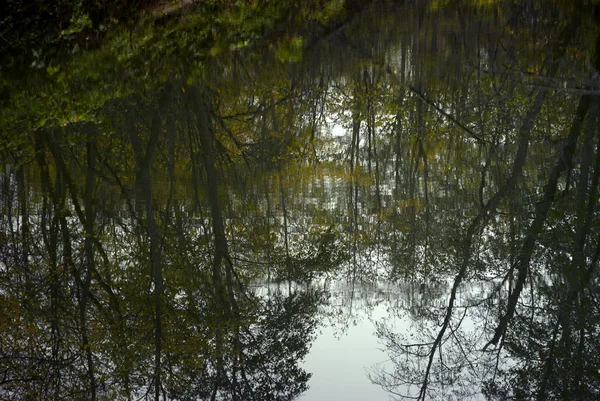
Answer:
top-left (296, 276), bottom-right (509, 401)
top-left (255, 276), bottom-right (507, 401)
top-left (300, 302), bottom-right (395, 401)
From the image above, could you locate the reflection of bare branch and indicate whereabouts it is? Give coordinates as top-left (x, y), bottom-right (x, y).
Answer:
top-left (467, 63), bottom-right (600, 95)
top-left (449, 311), bottom-right (477, 374)
top-left (536, 316), bottom-right (561, 400)
top-left (406, 85), bottom-right (486, 144)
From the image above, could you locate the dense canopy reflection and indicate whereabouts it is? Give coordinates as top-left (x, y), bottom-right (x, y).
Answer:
top-left (1, 0), bottom-right (600, 400)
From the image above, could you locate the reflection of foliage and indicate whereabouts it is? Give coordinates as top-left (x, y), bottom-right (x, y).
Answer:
top-left (239, 292), bottom-right (321, 400)
top-left (274, 226), bottom-right (349, 284)
top-left (0, 161), bottom-right (320, 401)
top-left (161, 291), bottom-right (320, 401)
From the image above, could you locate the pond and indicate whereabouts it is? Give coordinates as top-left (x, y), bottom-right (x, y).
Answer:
top-left (1, 1), bottom-right (600, 400)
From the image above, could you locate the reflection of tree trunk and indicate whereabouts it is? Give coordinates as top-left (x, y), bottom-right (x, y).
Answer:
top-left (186, 112), bottom-right (204, 211)
top-left (16, 167), bottom-right (29, 279)
top-left (129, 93), bottom-right (167, 401)
top-left (475, 30), bottom-right (574, 346)
top-left (41, 129), bottom-right (102, 399)
top-left (81, 137), bottom-right (98, 400)
top-left (188, 85), bottom-right (244, 400)
top-left (350, 78), bottom-right (361, 172)
top-left (395, 44), bottom-right (406, 193)
top-left (348, 77), bottom-right (363, 282)
top-left (562, 104), bottom-right (596, 343)
top-left (431, 13), bottom-right (438, 53)
top-left (407, 151), bottom-right (416, 279)
top-left (488, 94), bottom-right (591, 348)
top-left (34, 132), bottom-right (63, 399)
top-left (365, 70), bottom-right (372, 175)
top-left (349, 82), bottom-right (361, 281)
top-left (265, 180), bottom-right (272, 288)
top-left (281, 184), bottom-right (292, 292)
top-left (48, 203), bottom-right (62, 400)
top-left (189, 86), bottom-right (230, 305)
top-left (537, 317), bottom-right (561, 401)
top-left (352, 175), bottom-right (359, 282)
top-left (418, 139), bottom-right (430, 256)
top-left (367, 72), bottom-right (382, 212)
top-left (414, 59), bottom-right (557, 398)
top-left (394, 100), bottom-right (403, 193)
top-left (538, 100), bottom-right (600, 400)
top-left (537, 100), bottom-right (599, 401)
top-left (138, 132), bottom-right (164, 401)
top-left (407, 135), bottom-right (423, 277)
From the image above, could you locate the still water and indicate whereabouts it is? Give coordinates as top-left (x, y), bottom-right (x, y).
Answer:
top-left (1, 0), bottom-right (600, 400)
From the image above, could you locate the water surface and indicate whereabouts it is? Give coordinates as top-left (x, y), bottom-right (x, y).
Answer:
top-left (1, 1), bottom-right (600, 400)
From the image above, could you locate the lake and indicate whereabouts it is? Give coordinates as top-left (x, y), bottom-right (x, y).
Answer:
top-left (1, 1), bottom-right (600, 400)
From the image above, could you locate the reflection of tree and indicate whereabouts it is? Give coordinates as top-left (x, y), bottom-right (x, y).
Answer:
top-left (0, 79), bottom-right (322, 400)
top-left (165, 290), bottom-right (320, 401)
top-left (236, 292), bottom-right (320, 401)
top-left (482, 101), bottom-right (600, 401)
top-left (370, 2), bottom-right (600, 400)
